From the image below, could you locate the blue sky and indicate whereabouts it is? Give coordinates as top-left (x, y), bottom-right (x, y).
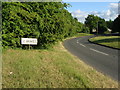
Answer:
top-left (66, 2), bottom-right (111, 12)
top-left (63, 0), bottom-right (119, 2)
top-left (63, 2), bottom-right (119, 23)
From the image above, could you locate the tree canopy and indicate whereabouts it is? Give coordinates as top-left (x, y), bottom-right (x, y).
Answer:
top-left (85, 14), bottom-right (107, 34)
top-left (112, 15), bottom-right (120, 33)
top-left (106, 19), bottom-right (113, 30)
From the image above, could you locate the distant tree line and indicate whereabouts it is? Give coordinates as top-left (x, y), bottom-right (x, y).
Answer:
top-left (84, 14), bottom-right (120, 34)
top-left (2, 2), bottom-right (87, 48)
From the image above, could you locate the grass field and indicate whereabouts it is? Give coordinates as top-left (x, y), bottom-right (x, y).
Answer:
top-left (73, 33), bottom-right (92, 37)
top-left (2, 34), bottom-right (118, 88)
top-left (89, 36), bottom-right (120, 49)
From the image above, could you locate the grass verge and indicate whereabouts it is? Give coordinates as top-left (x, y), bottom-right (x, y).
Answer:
top-left (66, 33), bottom-right (92, 39)
top-left (73, 33), bottom-right (92, 37)
top-left (89, 36), bottom-right (120, 49)
top-left (2, 34), bottom-right (118, 88)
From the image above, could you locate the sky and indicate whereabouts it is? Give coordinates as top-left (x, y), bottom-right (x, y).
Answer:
top-left (64, 2), bottom-right (119, 23)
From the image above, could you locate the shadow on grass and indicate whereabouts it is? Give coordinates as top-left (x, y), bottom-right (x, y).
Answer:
top-left (93, 38), bottom-right (120, 43)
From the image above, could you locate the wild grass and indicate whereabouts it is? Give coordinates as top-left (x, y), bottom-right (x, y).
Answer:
top-left (2, 33), bottom-right (118, 88)
top-left (69, 33), bottom-right (92, 39)
top-left (74, 33), bottom-right (92, 37)
top-left (89, 36), bottom-right (120, 49)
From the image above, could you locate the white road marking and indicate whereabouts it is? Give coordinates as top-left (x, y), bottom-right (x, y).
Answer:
top-left (76, 40), bottom-right (79, 43)
top-left (79, 43), bottom-right (86, 47)
top-left (77, 39), bottom-right (86, 47)
top-left (77, 40), bottom-right (79, 43)
top-left (90, 48), bottom-right (109, 56)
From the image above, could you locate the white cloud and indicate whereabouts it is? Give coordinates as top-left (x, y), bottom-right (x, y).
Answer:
top-left (106, 10), bottom-right (111, 16)
top-left (109, 3), bottom-right (118, 13)
top-left (71, 3), bottom-right (118, 23)
top-left (71, 10), bottom-right (88, 23)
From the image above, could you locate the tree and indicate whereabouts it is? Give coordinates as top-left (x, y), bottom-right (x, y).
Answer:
top-left (2, 2), bottom-right (84, 48)
top-left (112, 15), bottom-right (120, 33)
top-left (85, 14), bottom-right (99, 34)
top-left (85, 14), bottom-right (107, 34)
top-left (106, 19), bottom-right (113, 30)
top-left (98, 18), bottom-right (107, 34)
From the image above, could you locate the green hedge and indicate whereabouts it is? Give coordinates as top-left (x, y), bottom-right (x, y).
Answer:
top-left (2, 2), bottom-right (86, 49)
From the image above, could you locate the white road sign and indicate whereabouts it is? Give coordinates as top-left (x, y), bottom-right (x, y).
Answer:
top-left (21, 38), bottom-right (37, 45)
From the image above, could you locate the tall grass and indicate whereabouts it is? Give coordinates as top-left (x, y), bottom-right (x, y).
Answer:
top-left (2, 42), bottom-right (118, 88)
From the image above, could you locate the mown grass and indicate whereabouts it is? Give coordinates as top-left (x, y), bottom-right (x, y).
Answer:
top-left (2, 33), bottom-right (118, 88)
top-left (68, 33), bottom-right (92, 39)
top-left (74, 33), bottom-right (92, 37)
top-left (89, 36), bottom-right (120, 49)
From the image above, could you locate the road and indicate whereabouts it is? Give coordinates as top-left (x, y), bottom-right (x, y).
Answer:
top-left (63, 35), bottom-right (119, 81)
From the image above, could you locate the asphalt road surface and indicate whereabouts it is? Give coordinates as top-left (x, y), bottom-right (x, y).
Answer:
top-left (63, 35), bottom-right (119, 81)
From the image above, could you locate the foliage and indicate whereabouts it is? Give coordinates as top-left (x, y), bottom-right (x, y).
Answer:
top-left (85, 14), bottom-right (99, 34)
top-left (106, 19), bottom-right (113, 30)
top-left (80, 25), bottom-right (90, 33)
top-left (98, 18), bottom-right (107, 34)
top-left (2, 2), bottom-right (85, 48)
top-left (112, 15), bottom-right (120, 33)
top-left (85, 14), bottom-right (107, 34)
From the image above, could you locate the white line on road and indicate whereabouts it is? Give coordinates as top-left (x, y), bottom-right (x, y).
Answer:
top-left (79, 43), bottom-right (86, 47)
top-left (77, 40), bottom-right (79, 43)
top-left (77, 40), bottom-right (86, 47)
top-left (90, 48), bottom-right (109, 56)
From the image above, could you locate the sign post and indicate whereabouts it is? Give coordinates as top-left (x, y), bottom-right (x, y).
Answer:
top-left (21, 38), bottom-right (37, 50)
top-left (29, 44), bottom-right (30, 50)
